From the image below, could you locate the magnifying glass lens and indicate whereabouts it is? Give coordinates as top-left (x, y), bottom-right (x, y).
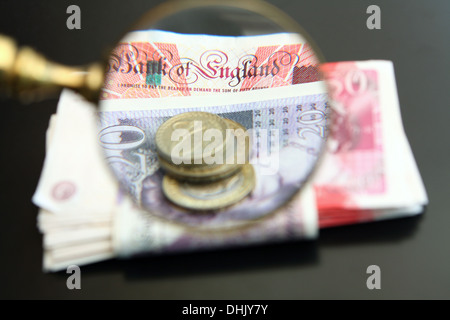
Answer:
top-left (97, 0), bottom-right (329, 230)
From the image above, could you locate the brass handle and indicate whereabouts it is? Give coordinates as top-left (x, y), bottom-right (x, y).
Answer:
top-left (0, 34), bottom-right (104, 103)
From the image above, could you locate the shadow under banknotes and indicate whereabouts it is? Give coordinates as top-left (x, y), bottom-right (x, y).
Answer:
top-left (50, 211), bottom-right (424, 279)
top-left (73, 240), bottom-right (319, 280)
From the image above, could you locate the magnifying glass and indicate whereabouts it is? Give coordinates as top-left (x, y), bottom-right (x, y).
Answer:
top-left (96, 0), bottom-right (330, 231)
top-left (1, 0), bottom-right (330, 234)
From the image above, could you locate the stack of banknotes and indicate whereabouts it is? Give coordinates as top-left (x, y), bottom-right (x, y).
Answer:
top-left (32, 31), bottom-right (427, 271)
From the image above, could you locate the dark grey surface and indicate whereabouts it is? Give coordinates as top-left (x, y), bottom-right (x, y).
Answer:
top-left (0, 0), bottom-right (449, 299)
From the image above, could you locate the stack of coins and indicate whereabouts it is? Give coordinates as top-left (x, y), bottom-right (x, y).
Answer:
top-left (155, 111), bottom-right (255, 211)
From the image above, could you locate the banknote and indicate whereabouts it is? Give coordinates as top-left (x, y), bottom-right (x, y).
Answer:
top-left (314, 60), bottom-right (427, 226)
top-left (113, 183), bottom-right (317, 258)
top-left (35, 29), bottom-right (328, 271)
top-left (32, 91), bottom-right (118, 217)
top-left (100, 30), bottom-right (320, 100)
top-left (318, 205), bottom-right (424, 228)
top-left (98, 83), bottom-right (328, 230)
top-left (98, 30), bottom-right (328, 228)
top-left (35, 88), bottom-right (320, 271)
top-left (33, 57), bottom-right (428, 271)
